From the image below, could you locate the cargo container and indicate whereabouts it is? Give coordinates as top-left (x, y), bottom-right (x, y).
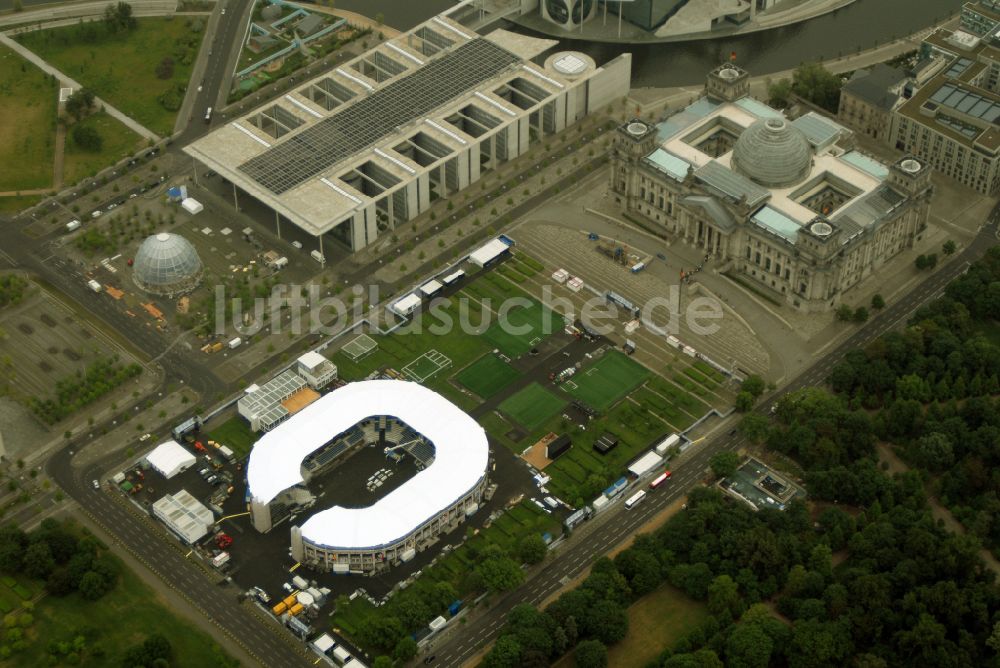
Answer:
top-left (211, 552), bottom-right (230, 568)
top-left (288, 602), bottom-right (304, 616)
top-left (272, 601), bottom-right (288, 615)
top-left (311, 250), bottom-right (325, 265)
top-left (604, 477), bottom-right (628, 499)
top-left (292, 575), bottom-right (308, 590)
top-left (282, 594), bottom-right (297, 608)
top-left (87, 280), bottom-right (102, 293)
top-left (228, 337), bottom-right (242, 349)
top-left (545, 435), bottom-right (572, 460)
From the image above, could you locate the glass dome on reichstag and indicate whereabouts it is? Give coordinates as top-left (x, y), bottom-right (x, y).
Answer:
top-left (731, 117), bottom-right (813, 188)
top-left (132, 233), bottom-right (203, 297)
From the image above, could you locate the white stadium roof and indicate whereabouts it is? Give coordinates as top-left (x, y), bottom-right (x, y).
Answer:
top-left (246, 380), bottom-right (489, 550)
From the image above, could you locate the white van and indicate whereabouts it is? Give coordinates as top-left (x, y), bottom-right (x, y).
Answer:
top-left (65, 220), bottom-right (81, 232)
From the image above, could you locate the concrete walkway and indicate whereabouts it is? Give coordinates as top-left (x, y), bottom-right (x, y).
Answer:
top-left (0, 32), bottom-right (159, 142)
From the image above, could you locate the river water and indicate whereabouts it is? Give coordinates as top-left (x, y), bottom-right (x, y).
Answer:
top-left (337, 0), bottom-right (964, 87)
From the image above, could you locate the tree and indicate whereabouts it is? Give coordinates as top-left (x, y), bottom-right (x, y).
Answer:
top-left (574, 639), bottom-right (608, 668)
top-left (72, 124), bottom-right (103, 152)
top-left (943, 239), bottom-right (957, 256)
top-left (13, 0), bottom-right (23, 12)
top-left (871, 294), bottom-right (885, 310)
top-left (154, 56), bottom-right (175, 80)
top-left (739, 413), bottom-right (770, 444)
top-left (392, 637), bottom-right (417, 662)
top-left (707, 574), bottom-right (742, 620)
top-left (77, 571), bottom-right (108, 600)
top-left (835, 304), bottom-right (853, 321)
top-left (915, 253), bottom-right (938, 270)
top-left (357, 615), bottom-right (403, 651)
top-left (741, 375), bottom-right (765, 399)
top-left (372, 657), bottom-right (393, 668)
top-left (852, 307), bottom-right (869, 323)
top-left (790, 63), bottom-right (842, 112)
top-left (726, 622), bottom-right (774, 668)
top-left (911, 432), bottom-right (954, 472)
top-left (65, 88), bottom-right (96, 121)
top-left (711, 452), bottom-right (739, 479)
top-left (103, 2), bottom-right (137, 33)
top-left (484, 635), bottom-right (522, 668)
top-left (735, 391), bottom-right (755, 412)
top-left (587, 599), bottom-right (628, 644)
top-left (518, 533), bottom-right (547, 565)
top-left (767, 78), bottom-right (792, 108)
top-left (23, 541), bottom-right (55, 580)
top-left (479, 547), bottom-right (524, 592)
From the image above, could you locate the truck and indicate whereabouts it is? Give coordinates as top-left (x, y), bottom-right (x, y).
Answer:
top-left (87, 280), bottom-right (102, 293)
top-left (631, 261), bottom-right (646, 273)
top-left (211, 552), bottom-right (230, 568)
top-left (310, 250), bottom-right (325, 265)
top-left (65, 219), bottom-right (81, 232)
top-left (228, 337), bottom-right (242, 349)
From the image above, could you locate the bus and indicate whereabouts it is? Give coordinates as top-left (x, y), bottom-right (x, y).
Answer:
top-left (649, 471), bottom-right (672, 490)
top-left (624, 490), bottom-right (646, 510)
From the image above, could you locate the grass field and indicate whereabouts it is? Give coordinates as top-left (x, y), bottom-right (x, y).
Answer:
top-left (208, 414), bottom-right (256, 459)
top-left (0, 194), bottom-right (43, 214)
top-left (6, 548), bottom-right (236, 667)
top-left (482, 299), bottom-right (560, 357)
top-left (551, 585), bottom-right (708, 668)
top-left (563, 351), bottom-right (650, 410)
top-left (62, 111), bottom-right (144, 184)
top-left (606, 586), bottom-right (710, 668)
top-left (455, 354), bottom-right (520, 399)
top-left (17, 18), bottom-right (206, 135)
top-left (0, 44), bottom-right (57, 192)
top-left (500, 382), bottom-right (567, 431)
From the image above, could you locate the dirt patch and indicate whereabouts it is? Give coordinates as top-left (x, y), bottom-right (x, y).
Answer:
top-left (78, 328), bottom-right (93, 339)
top-left (62, 348), bottom-right (81, 361)
top-left (47, 346), bottom-right (58, 355)
top-left (39, 313), bottom-right (56, 327)
top-left (17, 322), bottom-right (32, 335)
top-left (522, 433), bottom-right (556, 470)
top-left (38, 360), bottom-right (53, 373)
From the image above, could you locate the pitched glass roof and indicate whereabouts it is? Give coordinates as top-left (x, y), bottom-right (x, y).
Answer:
top-left (645, 148), bottom-right (691, 181)
top-left (751, 205), bottom-right (801, 242)
top-left (841, 151), bottom-right (890, 179)
top-left (656, 97), bottom-right (719, 142)
top-left (694, 161), bottom-right (770, 207)
top-left (239, 38), bottom-right (521, 194)
top-left (791, 112), bottom-right (845, 148)
top-left (734, 97), bottom-right (783, 121)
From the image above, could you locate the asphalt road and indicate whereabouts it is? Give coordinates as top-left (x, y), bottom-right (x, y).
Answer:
top-left (428, 212), bottom-right (1000, 667)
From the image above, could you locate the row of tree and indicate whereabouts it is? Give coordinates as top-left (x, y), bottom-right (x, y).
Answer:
top-left (0, 275), bottom-right (28, 309)
top-left (28, 356), bottom-right (142, 425)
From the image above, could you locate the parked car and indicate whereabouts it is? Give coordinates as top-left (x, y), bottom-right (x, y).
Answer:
top-left (92, 479), bottom-right (100, 489)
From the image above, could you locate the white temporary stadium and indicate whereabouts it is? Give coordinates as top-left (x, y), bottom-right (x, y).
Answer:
top-left (246, 380), bottom-right (489, 574)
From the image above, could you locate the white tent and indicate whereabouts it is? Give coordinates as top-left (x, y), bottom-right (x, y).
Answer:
top-left (146, 440), bottom-right (196, 479)
top-left (469, 238), bottom-right (510, 267)
top-left (628, 451), bottom-right (663, 478)
top-left (152, 489), bottom-right (213, 543)
top-left (390, 293), bottom-right (421, 316)
top-left (181, 198), bottom-right (204, 215)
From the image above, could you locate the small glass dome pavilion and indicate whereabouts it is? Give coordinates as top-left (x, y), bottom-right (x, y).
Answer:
top-left (132, 233), bottom-right (203, 297)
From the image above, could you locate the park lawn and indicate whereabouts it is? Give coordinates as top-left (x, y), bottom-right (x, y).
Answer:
top-left (455, 353), bottom-right (520, 399)
top-left (0, 194), bottom-right (43, 214)
top-left (500, 382), bottom-right (567, 431)
top-left (562, 350), bottom-right (650, 410)
top-left (9, 553), bottom-right (236, 667)
top-left (208, 414), bottom-right (257, 459)
top-left (605, 585), bottom-right (710, 668)
top-left (17, 17), bottom-right (206, 136)
top-left (0, 44), bottom-right (57, 192)
top-left (62, 111), bottom-right (145, 185)
top-left (552, 585), bottom-right (709, 668)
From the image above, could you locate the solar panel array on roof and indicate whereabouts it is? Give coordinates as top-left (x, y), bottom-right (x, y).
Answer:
top-left (928, 82), bottom-right (1000, 122)
top-left (239, 38), bottom-right (521, 194)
